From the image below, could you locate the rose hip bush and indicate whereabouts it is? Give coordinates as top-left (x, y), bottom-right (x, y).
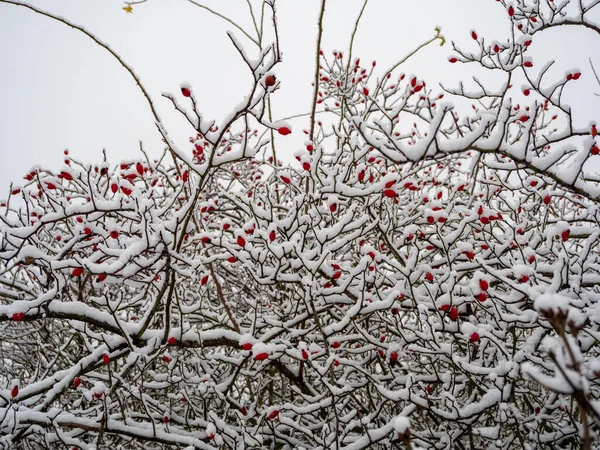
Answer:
top-left (1, 0), bottom-right (600, 448)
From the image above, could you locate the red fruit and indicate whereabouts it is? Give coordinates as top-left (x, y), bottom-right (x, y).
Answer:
top-left (391, 307), bottom-right (399, 315)
top-left (241, 343), bottom-right (253, 351)
top-left (591, 145), bottom-right (600, 155)
top-left (332, 341), bottom-right (340, 349)
top-left (181, 87), bottom-right (191, 97)
top-left (465, 251), bottom-right (475, 260)
top-left (254, 352), bottom-right (269, 361)
top-left (508, 5), bottom-right (515, 16)
top-left (103, 353), bottom-right (110, 364)
top-left (201, 275), bottom-right (209, 286)
top-left (470, 332), bottom-right (480, 343)
top-left (524, 61), bottom-right (533, 68)
top-left (523, 88), bottom-right (530, 96)
top-left (264, 75), bottom-right (276, 87)
top-left (200, 236), bottom-right (211, 244)
top-left (449, 306), bottom-right (459, 321)
top-left (302, 349), bottom-right (309, 360)
top-left (73, 377), bottom-right (81, 388)
top-left (72, 267), bottom-right (84, 277)
top-left (163, 416), bottom-right (169, 423)
top-left (93, 391), bottom-right (103, 399)
top-left (543, 195), bottom-right (551, 205)
top-left (440, 304), bottom-right (450, 312)
top-left (471, 30), bottom-right (478, 40)
top-left (332, 271), bottom-right (342, 280)
top-left (427, 384), bottom-right (433, 394)
top-left (60, 171), bottom-right (73, 181)
top-left (425, 272), bottom-right (434, 282)
top-left (561, 229), bottom-right (570, 242)
top-left (592, 124), bottom-right (598, 137)
top-left (111, 183), bottom-right (118, 193)
top-left (240, 406), bottom-right (248, 415)
top-left (136, 163), bottom-right (144, 176)
top-left (11, 312), bottom-right (24, 321)
top-left (329, 203), bottom-right (337, 213)
top-left (427, 216), bottom-right (435, 224)
top-left (520, 275), bottom-right (530, 283)
top-left (182, 171), bottom-right (189, 182)
top-left (281, 175), bottom-right (291, 184)
top-left (448, 57), bottom-right (458, 63)
top-left (168, 337), bottom-right (177, 345)
top-left (11, 385), bottom-right (18, 398)
top-left (302, 162), bottom-right (311, 171)
top-left (278, 127), bottom-right (291, 136)
top-left (237, 236), bottom-right (246, 247)
top-left (363, 87), bottom-right (369, 96)
top-left (476, 292), bottom-right (487, 302)
top-left (163, 355), bottom-right (171, 363)
top-left (269, 230), bottom-right (276, 242)
top-left (110, 230), bottom-right (119, 239)
top-left (45, 182), bottom-right (56, 190)
top-left (528, 255), bottom-right (536, 263)
top-left (390, 351), bottom-right (398, 364)
top-left (535, 407), bottom-right (541, 414)
top-left (480, 217), bottom-right (489, 225)
top-left (519, 115), bottom-right (529, 122)
top-left (358, 170), bottom-right (365, 181)
top-left (121, 187), bottom-right (132, 196)
top-left (479, 280), bottom-right (489, 291)
top-left (383, 189), bottom-right (397, 198)
top-left (268, 410), bottom-right (279, 420)
top-left (227, 256), bottom-right (237, 263)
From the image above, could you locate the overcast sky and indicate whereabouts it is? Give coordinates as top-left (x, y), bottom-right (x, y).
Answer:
top-left (0, 0), bottom-right (598, 194)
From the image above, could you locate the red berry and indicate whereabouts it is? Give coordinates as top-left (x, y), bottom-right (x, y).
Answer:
top-left (278, 127), bottom-right (291, 136)
top-left (254, 352), bottom-right (269, 361)
top-left (201, 275), bottom-right (209, 286)
top-left (479, 279), bottom-right (489, 291)
top-left (520, 275), bottom-right (530, 283)
top-left (136, 163), bottom-right (144, 176)
top-left (102, 353), bottom-right (110, 364)
top-left (268, 409), bottom-right (279, 420)
top-left (561, 229), bottom-right (570, 242)
top-left (72, 267), bottom-right (84, 277)
top-left (163, 416), bottom-right (169, 423)
top-left (237, 236), bottom-right (246, 247)
top-left (302, 162), bottom-right (311, 171)
top-left (73, 377), bottom-right (81, 388)
top-left (524, 61), bottom-right (533, 68)
top-left (383, 189), bottom-right (397, 198)
top-left (11, 312), bottom-right (24, 321)
top-left (182, 171), bottom-right (189, 182)
top-left (240, 406), bottom-right (248, 415)
top-left (110, 230), bottom-right (119, 239)
top-left (163, 355), bottom-right (171, 363)
top-left (281, 175), bottom-right (291, 184)
top-left (543, 195), bottom-right (551, 205)
top-left (332, 341), bottom-right (340, 349)
top-left (11, 385), bottom-right (18, 398)
top-left (111, 183), bottom-right (118, 193)
top-left (440, 304), bottom-right (450, 312)
top-left (592, 124), bottom-right (598, 137)
top-left (302, 349), bottom-right (309, 360)
top-left (269, 230), bottom-right (276, 242)
top-left (449, 306), bottom-right (459, 321)
top-left (425, 272), bottom-right (434, 282)
top-left (471, 30), bottom-right (478, 40)
top-left (168, 337), bottom-right (177, 345)
top-left (241, 343), bottom-right (253, 351)
top-left (508, 5), bottom-right (515, 16)
top-left (470, 332), bottom-right (480, 343)
top-left (363, 87), bottom-right (369, 96)
top-left (264, 75), bottom-right (276, 87)
top-left (591, 145), bottom-right (600, 155)
top-left (227, 256), bottom-right (237, 263)
top-left (181, 87), bottom-right (191, 97)
top-left (476, 292), bottom-right (487, 302)
top-left (448, 57), bottom-right (458, 63)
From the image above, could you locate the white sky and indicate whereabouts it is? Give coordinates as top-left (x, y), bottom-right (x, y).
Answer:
top-left (0, 0), bottom-right (598, 193)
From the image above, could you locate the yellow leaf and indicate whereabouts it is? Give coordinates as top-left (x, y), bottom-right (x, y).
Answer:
top-left (122, 5), bottom-right (133, 13)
